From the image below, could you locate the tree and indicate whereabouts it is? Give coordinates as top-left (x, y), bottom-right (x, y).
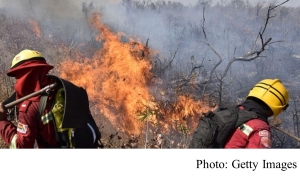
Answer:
top-left (200, 0), bottom-right (290, 107)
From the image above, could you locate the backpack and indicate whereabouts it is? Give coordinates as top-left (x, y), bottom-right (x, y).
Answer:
top-left (189, 106), bottom-right (260, 148)
top-left (38, 74), bottom-right (103, 148)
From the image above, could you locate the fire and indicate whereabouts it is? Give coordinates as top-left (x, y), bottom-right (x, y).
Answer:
top-left (57, 13), bottom-right (212, 136)
top-left (159, 95), bottom-right (211, 134)
top-left (29, 20), bottom-right (41, 38)
top-left (58, 13), bottom-right (155, 135)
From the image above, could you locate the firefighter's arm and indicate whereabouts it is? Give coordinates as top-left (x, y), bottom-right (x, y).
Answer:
top-left (246, 129), bottom-right (271, 148)
top-left (7, 100), bottom-right (38, 148)
top-left (0, 102), bottom-right (17, 147)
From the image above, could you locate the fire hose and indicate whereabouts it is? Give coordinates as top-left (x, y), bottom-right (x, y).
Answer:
top-left (271, 126), bottom-right (300, 143)
top-left (269, 117), bottom-right (300, 143)
top-left (3, 83), bottom-right (57, 108)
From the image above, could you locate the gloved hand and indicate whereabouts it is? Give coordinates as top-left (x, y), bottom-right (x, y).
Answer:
top-left (0, 102), bottom-right (7, 121)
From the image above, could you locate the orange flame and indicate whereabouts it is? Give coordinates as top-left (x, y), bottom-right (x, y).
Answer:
top-left (57, 13), bottom-right (212, 137)
top-left (159, 95), bottom-right (211, 133)
top-left (58, 13), bottom-right (155, 135)
top-left (29, 20), bottom-right (41, 38)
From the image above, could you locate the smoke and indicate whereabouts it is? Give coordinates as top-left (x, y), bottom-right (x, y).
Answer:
top-left (1, 0), bottom-right (299, 145)
top-left (0, 0), bottom-right (107, 42)
top-left (1, 0), bottom-right (84, 22)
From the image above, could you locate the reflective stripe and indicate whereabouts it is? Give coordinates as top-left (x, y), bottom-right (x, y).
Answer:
top-left (41, 112), bottom-right (53, 125)
top-left (68, 129), bottom-right (74, 148)
top-left (9, 134), bottom-right (17, 149)
top-left (87, 123), bottom-right (96, 143)
top-left (239, 124), bottom-right (253, 136)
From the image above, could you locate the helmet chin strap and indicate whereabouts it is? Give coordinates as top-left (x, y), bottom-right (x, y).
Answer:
top-left (283, 103), bottom-right (289, 111)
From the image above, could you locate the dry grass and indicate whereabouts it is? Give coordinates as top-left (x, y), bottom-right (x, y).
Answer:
top-left (0, 138), bottom-right (8, 148)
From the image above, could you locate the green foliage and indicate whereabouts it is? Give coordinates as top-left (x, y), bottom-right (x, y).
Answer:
top-left (178, 123), bottom-right (189, 136)
top-left (138, 108), bottom-right (158, 122)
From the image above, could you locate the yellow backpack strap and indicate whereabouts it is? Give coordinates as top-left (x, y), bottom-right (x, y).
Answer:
top-left (52, 88), bottom-right (74, 148)
top-left (37, 91), bottom-right (67, 148)
top-left (239, 124), bottom-right (253, 136)
top-left (37, 92), bottom-right (61, 148)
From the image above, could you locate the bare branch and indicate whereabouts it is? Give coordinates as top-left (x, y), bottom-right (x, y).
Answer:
top-left (175, 62), bottom-right (204, 90)
top-left (201, 6), bottom-right (223, 95)
top-left (221, 0), bottom-right (288, 80)
top-left (292, 96), bottom-right (300, 137)
top-left (200, 0), bottom-right (289, 105)
top-left (162, 42), bottom-right (182, 72)
top-left (69, 40), bottom-right (78, 50)
top-left (271, 0), bottom-right (290, 10)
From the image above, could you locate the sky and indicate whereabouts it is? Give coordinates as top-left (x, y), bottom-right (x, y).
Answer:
top-left (151, 0), bottom-right (300, 7)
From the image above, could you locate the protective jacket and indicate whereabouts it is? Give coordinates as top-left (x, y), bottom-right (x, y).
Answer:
top-left (224, 99), bottom-right (272, 148)
top-left (0, 59), bottom-right (58, 148)
top-left (0, 98), bottom-right (57, 148)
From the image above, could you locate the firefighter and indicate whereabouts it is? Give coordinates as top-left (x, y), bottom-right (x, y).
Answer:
top-left (224, 79), bottom-right (289, 148)
top-left (0, 49), bottom-right (57, 148)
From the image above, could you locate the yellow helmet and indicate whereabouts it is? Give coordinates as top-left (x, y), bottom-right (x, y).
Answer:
top-left (10, 49), bottom-right (44, 68)
top-left (247, 79), bottom-right (289, 118)
top-left (7, 49), bottom-right (53, 77)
